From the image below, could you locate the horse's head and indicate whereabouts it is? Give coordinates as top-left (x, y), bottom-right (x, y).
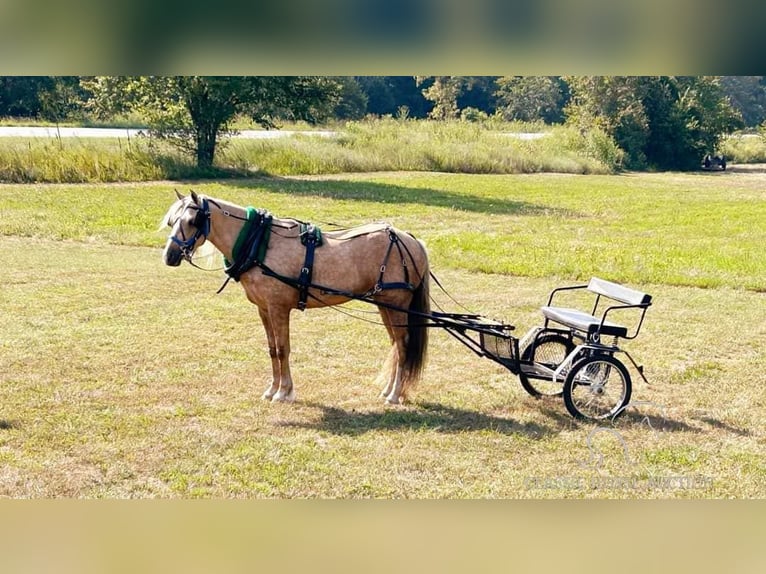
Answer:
top-left (161, 190), bottom-right (211, 266)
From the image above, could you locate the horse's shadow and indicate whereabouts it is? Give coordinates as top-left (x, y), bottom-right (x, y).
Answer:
top-left (281, 401), bottom-right (555, 438)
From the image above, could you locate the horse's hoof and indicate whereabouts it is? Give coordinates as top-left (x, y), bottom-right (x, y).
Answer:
top-left (385, 395), bottom-right (402, 405)
top-left (271, 389), bottom-right (296, 403)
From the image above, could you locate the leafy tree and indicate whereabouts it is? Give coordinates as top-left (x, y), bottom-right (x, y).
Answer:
top-left (416, 76), bottom-right (464, 120)
top-left (356, 76), bottom-right (396, 116)
top-left (720, 76), bottom-right (766, 127)
top-left (0, 76), bottom-right (85, 120)
top-left (0, 77), bottom-right (53, 117)
top-left (565, 76), bottom-right (650, 167)
top-left (333, 77), bottom-right (368, 120)
top-left (494, 76), bottom-right (567, 123)
top-left (565, 76), bottom-right (742, 170)
top-left (39, 77), bottom-right (87, 123)
top-left (83, 76), bottom-right (342, 169)
top-left (457, 77), bottom-right (498, 115)
top-left (356, 76), bottom-right (430, 118)
top-left (386, 76), bottom-right (431, 118)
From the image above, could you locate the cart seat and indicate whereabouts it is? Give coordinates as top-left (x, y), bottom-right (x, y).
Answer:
top-left (541, 306), bottom-right (628, 338)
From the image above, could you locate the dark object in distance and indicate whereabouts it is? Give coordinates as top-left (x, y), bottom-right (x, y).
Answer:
top-left (702, 154), bottom-right (727, 171)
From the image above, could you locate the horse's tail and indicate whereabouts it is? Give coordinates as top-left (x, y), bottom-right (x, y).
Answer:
top-left (402, 242), bottom-right (430, 392)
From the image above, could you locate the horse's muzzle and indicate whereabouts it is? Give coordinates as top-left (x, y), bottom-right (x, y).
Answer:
top-left (163, 244), bottom-right (184, 267)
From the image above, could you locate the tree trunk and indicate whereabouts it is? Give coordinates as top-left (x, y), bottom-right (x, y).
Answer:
top-left (195, 123), bottom-right (217, 169)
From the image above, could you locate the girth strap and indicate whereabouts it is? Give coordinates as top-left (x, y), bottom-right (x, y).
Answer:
top-left (297, 223), bottom-right (323, 311)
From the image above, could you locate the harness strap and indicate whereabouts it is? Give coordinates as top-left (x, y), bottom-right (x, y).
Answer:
top-left (373, 229), bottom-right (414, 294)
top-left (297, 224), bottom-right (322, 311)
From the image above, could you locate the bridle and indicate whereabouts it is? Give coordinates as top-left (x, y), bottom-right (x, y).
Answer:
top-left (168, 197), bottom-right (211, 263)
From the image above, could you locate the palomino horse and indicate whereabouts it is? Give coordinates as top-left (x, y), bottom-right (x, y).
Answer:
top-left (161, 191), bottom-right (430, 404)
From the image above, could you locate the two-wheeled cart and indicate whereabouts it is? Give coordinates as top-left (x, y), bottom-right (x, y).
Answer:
top-left (429, 277), bottom-right (652, 420)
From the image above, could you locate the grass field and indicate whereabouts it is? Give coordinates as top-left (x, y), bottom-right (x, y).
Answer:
top-left (1, 168), bottom-right (764, 498)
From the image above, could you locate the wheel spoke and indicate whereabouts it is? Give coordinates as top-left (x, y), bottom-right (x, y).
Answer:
top-left (519, 333), bottom-right (574, 398)
top-left (564, 355), bottom-right (631, 420)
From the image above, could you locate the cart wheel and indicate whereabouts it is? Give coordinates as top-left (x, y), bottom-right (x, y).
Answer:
top-left (519, 333), bottom-right (575, 397)
top-left (563, 354), bottom-right (631, 420)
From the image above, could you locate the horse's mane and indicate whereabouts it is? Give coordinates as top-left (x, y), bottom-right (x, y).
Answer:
top-left (158, 198), bottom-right (185, 231)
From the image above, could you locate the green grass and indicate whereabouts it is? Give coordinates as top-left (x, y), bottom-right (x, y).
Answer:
top-left (1, 170), bottom-right (764, 498)
top-left (2, 170), bottom-right (764, 290)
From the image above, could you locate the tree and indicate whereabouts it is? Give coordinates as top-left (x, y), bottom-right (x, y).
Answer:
top-left (565, 76), bottom-right (743, 170)
top-left (333, 77), bottom-right (368, 120)
top-left (0, 76), bottom-right (86, 120)
top-left (83, 76), bottom-right (342, 169)
top-left (0, 77), bottom-right (52, 117)
top-left (720, 76), bottom-right (766, 127)
top-left (494, 76), bottom-right (567, 123)
top-left (355, 76), bottom-right (431, 118)
top-left (457, 77), bottom-right (498, 115)
top-left (416, 76), bottom-right (465, 120)
top-left (38, 77), bottom-right (87, 124)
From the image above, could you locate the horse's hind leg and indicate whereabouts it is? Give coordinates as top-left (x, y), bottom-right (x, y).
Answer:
top-left (377, 308), bottom-right (398, 399)
top-left (379, 307), bottom-right (408, 405)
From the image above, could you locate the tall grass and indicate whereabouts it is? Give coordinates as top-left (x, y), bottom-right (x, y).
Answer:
top-left (0, 137), bottom-right (202, 183)
top-left (0, 119), bottom-right (622, 183)
top-left (720, 133), bottom-right (766, 163)
top-left (223, 119), bottom-right (621, 176)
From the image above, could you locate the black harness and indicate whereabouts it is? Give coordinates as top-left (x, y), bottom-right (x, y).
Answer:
top-left (373, 228), bottom-right (414, 294)
top-left (297, 223), bottom-right (322, 311)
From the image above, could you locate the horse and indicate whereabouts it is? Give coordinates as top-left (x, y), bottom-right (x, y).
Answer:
top-left (161, 190), bottom-right (430, 404)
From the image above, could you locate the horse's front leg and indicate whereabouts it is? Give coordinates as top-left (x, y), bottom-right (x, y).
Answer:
top-left (258, 307), bottom-right (280, 401)
top-left (269, 306), bottom-right (296, 403)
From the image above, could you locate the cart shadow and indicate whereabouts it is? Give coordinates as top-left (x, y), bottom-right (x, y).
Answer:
top-left (534, 403), bottom-right (701, 433)
top-left (696, 415), bottom-right (752, 437)
top-left (283, 401), bottom-right (555, 438)
top-left (220, 177), bottom-right (579, 217)
top-left (614, 411), bottom-right (700, 433)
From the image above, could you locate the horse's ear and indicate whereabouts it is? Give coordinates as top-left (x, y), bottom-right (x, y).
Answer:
top-left (190, 190), bottom-right (199, 204)
top-left (175, 189), bottom-right (184, 201)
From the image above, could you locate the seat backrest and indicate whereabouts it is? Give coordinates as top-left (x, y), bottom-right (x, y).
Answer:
top-left (588, 277), bottom-right (652, 306)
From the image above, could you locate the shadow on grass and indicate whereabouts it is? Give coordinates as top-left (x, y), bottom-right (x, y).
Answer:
top-left (0, 419), bottom-right (17, 430)
top-left (615, 411), bottom-right (700, 433)
top-left (283, 401), bottom-right (555, 438)
top-left (535, 403), bottom-right (700, 434)
top-left (697, 415), bottom-right (751, 437)
top-left (219, 177), bottom-right (578, 218)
